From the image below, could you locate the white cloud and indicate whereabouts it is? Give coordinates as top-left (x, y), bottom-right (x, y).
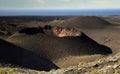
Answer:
top-left (37, 0), bottom-right (45, 5)
top-left (60, 0), bottom-right (71, 2)
top-left (43, 0), bottom-right (120, 9)
top-left (0, 0), bottom-right (119, 9)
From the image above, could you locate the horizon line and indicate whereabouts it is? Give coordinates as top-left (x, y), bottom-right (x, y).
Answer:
top-left (0, 8), bottom-right (120, 10)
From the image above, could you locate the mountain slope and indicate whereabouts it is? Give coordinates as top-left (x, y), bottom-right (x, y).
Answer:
top-left (6, 26), bottom-right (112, 68)
top-left (48, 16), bottom-right (111, 29)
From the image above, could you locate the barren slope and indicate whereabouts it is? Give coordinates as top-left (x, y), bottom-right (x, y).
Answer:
top-left (48, 16), bottom-right (111, 29)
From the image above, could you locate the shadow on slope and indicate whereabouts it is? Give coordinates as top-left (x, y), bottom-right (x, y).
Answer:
top-left (0, 39), bottom-right (59, 71)
top-left (79, 32), bottom-right (112, 55)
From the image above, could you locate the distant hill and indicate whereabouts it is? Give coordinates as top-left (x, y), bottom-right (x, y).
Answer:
top-left (0, 16), bottom-right (71, 22)
top-left (101, 15), bottom-right (120, 25)
top-left (48, 16), bottom-right (111, 29)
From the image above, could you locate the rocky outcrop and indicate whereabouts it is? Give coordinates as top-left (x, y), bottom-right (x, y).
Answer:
top-left (58, 52), bottom-right (120, 74)
top-left (52, 26), bottom-right (81, 37)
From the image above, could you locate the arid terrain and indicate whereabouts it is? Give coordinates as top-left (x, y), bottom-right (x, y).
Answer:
top-left (0, 16), bottom-right (120, 74)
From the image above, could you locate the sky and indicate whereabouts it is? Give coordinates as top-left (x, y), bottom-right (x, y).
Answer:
top-left (0, 0), bottom-right (120, 9)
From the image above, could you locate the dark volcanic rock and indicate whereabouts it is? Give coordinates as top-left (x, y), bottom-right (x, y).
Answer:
top-left (19, 27), bottom-right (44, 35)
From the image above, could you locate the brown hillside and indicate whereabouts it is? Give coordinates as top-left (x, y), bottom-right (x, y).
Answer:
top-left (48, 16), bottom-right (111, 29)
top-left (6, 26), bottom-right (112, 68)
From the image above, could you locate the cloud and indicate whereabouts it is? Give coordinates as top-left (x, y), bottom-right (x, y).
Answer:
top-left (60, 0), bottom-right (71, 2)
top-left (0, 0), bottom-right (46, 8)
top-left (43, 0), bottom-right (120, 9)
top-left (83, 0), bottom-right (120, 8)
top-left (0, 0), bottom-right (120, 9)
